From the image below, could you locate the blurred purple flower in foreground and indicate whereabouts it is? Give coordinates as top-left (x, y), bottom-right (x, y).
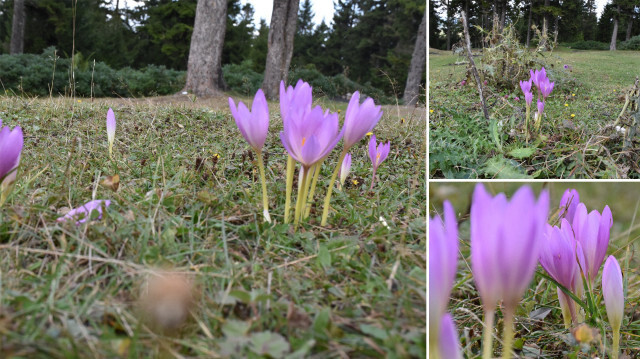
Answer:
top-left (0, 119), bottom-right (24, 205)
top-left (471, 184), bottom-right (549, 357)
top-left (57, 200), bottom-right (112, 225)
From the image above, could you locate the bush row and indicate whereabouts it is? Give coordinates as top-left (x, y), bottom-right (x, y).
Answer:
top-left (0, 47), bottom-right (185, 97)
top-left (0, 48), bottom-right (397, 104)
top-left (223, 60), bottom-right (397, 105)
top-left (564, 36), bottom-right (640, 51)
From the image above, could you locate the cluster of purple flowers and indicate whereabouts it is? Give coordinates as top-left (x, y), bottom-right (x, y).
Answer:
top-left (229, 80), bottom-right (389, 226)
top-left (430, 185), bottom-right (625, 358)
top-left (519, 67), bottom-right (555, 138)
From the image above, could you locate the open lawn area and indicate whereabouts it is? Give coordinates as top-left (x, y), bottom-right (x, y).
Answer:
top-left (429, 48), bottom-right (640, 179)
top-left (0, 95), bottom-right (425, 358)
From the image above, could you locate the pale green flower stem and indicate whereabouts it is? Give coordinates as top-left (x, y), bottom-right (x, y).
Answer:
top-left (294, 166), bottom-right (312, 227)
top-left (482, 309), bottom-right (495, 359)
top-left (256, 150), bottom-right (271, 223)
top-left (303, 158), bottom-right (325, 219)
top-left (284, 156), bottom-right (295, 223)
top-left (501, 308), bottom-right (515, 359)
top-left (612, 327), bottom-right (620, 359)
top-left (320, 150), bottom-right (347, 226)
top-left (525, 105), bottom-right (530, 142)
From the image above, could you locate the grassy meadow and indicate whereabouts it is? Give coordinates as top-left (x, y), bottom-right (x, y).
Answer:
top-left (430, 182), bottom-right (640, 357)
top-left (0, 94), bottom-right (426, 357)
top-left (429, 48), bottom-right (640, 179)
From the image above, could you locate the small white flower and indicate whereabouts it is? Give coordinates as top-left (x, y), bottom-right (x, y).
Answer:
top-left (379, 216), bottom-right (390, 230)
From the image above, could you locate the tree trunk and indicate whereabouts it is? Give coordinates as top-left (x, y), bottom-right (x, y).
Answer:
top-left (526, 0), bottom-right (533, 47)
top-left (626, 15), bottom-right (633, 41)
top-left (610, 6), bottom-right (619, 51)
top-left (403, 10), bottom-right (426, 106)
top-left (183, 0), bottom-right (227, 97)
top-left (10, 0), bottom-right (25, 55)
top-left (553, 16), bottom-right (559, 46)
top-left (445, 0), bottom-right (451, 50)
top-left (540, 0), bottom-right (549, 48)
top-left (262, 0), bottom-right (300, 100)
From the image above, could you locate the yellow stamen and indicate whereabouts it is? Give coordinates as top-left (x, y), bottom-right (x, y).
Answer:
top-left (301, 137), bottom-right (307, 146)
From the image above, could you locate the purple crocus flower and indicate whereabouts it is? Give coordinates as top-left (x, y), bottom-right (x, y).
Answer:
top-left (538, 78), bottom-right (555, 99)
top-left (368, 134), bottom-right (390, 189)
top-left (559, 188), bottom-right (580, 223)
top-left (106, 108), bottom-right (116, 157)
top-left (530, 67), bottom-right (547, 89)
top-left (229, 89), bottom-right (270, 152)
top-left (280, 106), bottom-right (343, 169)
top-left (0, 120), bottom-right (24, 192)
top-left (429, 201), bottom-right (458, 338)
top-left (438, 313), bottom-right (463, 359)
top-left (57, 200), bottom-right (112, 225)
top-left (537, 99), bottom-right (544, 115)
top-left (602, 255), bottom-right (624, 345)
top-left (343, 91), bottom-right (383, 150)
top-left (339, 152), bottom-right (352, 186)
top-left (524, 91), bottom-right (533, 106)
top-left (572, 203), bottom-right (613, 286)
top-left (539, 220), bottom-right (585, 327)
top-left (460, 80), bottom-right (466, 86)
top-left (279, 80), bottom-right (312, 124)
top-left (471, 184), bottom-right (549, 311)
top-left (519, 79), bottom-right (532, 94)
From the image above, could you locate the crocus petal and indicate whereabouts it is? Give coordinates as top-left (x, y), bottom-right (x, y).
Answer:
top-left (471, 184), bottom-right (549, 312)
top-left (343, 92), bottom-right (383, 149)
top-left (537, 99), bottom-right (544, 114)
top-left (339, 153), bottom-right (352, 185)
top-left (524, 91), bottom-right (533, 106)
top-left (602, 255), bottom-right (624, 332)
top-left (368, 134), bottom-right (378, 167)
top-left (559, 188), bottom-right (580, 223)
top-left (0, 124), bottom-right (24, 181)
top-left (438, 313), bottom-right (463, 359)
top-left (429, 201), bottom-right (458, 335)
top-left (57, 200), bottom-right (112, 226)
top-left (106, 108), bottom-right (116, 144)
top-left (229, 90), bottom-right (270, 151)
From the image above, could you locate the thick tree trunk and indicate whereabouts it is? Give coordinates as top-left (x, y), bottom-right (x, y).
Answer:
top-left (183, 0), bottom-right (227, 97)
top-left (626, 15), bottom-right (633, 41)
top-left (262, 0), bottom-right (299, 100)
top-left (403, 10), bottom-right (426, 106)
top-left (611, 6), bottom-right (619, 51)
top-left (526, 0), bottom-right (533, 47)
top-left (10, 0), bottom-right (25, 55)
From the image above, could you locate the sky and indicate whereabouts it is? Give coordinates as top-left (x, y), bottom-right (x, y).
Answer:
top-left (243, 0), bottom-right (335, 28)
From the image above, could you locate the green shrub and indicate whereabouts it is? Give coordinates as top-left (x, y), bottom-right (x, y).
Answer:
top-left (222, 60), bottom-right (264, 96)
top-left (619, 35), bottom-right (640, 50)
top-left (222, 61), bottom-right (396, 104)
top-left (564, 40), bottom-right (610, 50)
top-left (0, 47), bottom-right (185, 97)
